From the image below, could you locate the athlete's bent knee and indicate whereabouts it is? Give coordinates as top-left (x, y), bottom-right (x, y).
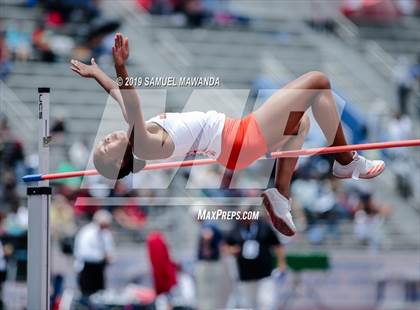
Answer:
top-left (306, 71), bottom-right (331, 89)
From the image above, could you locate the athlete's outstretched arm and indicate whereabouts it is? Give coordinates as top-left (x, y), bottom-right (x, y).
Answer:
top-left (113, 33), bottom-right (171, 159)
top-left (70, 58), bottom-right (128, 123)
top-left (112, 33), bottom-right (148, 135)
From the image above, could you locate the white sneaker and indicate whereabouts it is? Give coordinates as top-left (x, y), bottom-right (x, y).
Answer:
top-left (261, 188), bottom-right (296, 236)
top-left (332, 152), bottom-right (385, 180)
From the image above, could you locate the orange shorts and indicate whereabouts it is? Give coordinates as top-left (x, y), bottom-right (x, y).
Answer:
top-left (217, 113), bottom-right (268, 170)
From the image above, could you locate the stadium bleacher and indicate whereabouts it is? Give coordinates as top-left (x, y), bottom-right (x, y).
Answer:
top-left (1, 0), bottom-right (418, 250)
top-left (0, 1), bottom-right (419, 308)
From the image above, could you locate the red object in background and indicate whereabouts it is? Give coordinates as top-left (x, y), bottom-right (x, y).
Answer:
top-left (32, 27), bottom-right (49, 52)
top-left (136, 0), bottom-right (179, 12)
top-left (341, 0), bottom-right (401, 22)
top-left (72, 190), bottom-right (99, 218)
top-left (123, 202), bottom-right (146, 225)
top-left (45, 11), bottom-right (64, 27)
top-left (134, 287), bottom-right (156, 305)
top-left (136, 0), bottom-right (152, 11)
top-left (147, 232), bottom-right (177, 295)
top-left (52, 297), bottom-right (61, 310)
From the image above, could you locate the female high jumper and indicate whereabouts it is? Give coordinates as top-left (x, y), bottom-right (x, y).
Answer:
top-left (70, 33), bottom-right (385, 236)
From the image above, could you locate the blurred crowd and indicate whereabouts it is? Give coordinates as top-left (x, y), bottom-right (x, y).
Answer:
top-left (0, 0), bottom-right (419, 309)
top-left (342, 0), bottom-right (420, 22)
top-left (0, 0), bottom-right (250, 79)
top-left (0, 106), bottom-right (398, 308)
top-left (394, 53), bottom-right (420, 116)
top-left (136, 0), bottom-right (249, 27)
top-left (0, 0), bottom-right (121, 80)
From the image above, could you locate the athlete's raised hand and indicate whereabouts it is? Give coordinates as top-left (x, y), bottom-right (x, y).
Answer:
top-left (70, 58), bottom-right (99, 78)
top-left (112, 33), bottom-right (129, 67)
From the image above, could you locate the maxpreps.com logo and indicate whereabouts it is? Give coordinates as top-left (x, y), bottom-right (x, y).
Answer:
top-left (80, 88), bottom-right (346, 199)
top-left (197, 209), bottom-right (260, 221)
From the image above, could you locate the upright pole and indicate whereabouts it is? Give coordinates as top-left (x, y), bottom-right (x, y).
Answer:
top-left (27, 88), bottom-right (51, 310)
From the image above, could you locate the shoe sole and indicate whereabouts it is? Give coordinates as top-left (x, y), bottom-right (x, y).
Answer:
top-left (333, 163), bottom-right (385, 179)
top-left (261, 192), bottom-right (296, 236)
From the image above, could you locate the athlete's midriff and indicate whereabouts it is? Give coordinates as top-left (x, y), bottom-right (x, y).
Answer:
top-left (217, 113), bottom-right (268, 170)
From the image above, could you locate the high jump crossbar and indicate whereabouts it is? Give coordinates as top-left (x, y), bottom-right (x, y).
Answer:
top-left (23, 139), bottom-right (420, 182)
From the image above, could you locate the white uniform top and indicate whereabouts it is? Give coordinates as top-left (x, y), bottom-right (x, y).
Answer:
top-left (73, 223), bottom-right (114, 270)
top-left (146, 111), bottom-right (226, 159)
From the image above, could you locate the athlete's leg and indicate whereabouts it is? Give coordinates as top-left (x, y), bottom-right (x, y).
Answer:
top-left (313, 90), bottom-right (353, 165)
top-left (256, 71), bottom-right (384, 236)
top-left (257, 72), bottom-right (384, 180)
top-left (259, 115), bottom-right (309, 236)
top-left (275, 114), bottom-right (310, 199)
top-left (253, 71), bottom-right (353, 165)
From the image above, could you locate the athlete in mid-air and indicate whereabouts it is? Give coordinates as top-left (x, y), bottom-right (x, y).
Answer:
top-left (70, 33), bottom-right (385, 236)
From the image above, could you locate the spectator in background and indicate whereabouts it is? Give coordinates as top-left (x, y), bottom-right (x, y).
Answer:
top-left (136, 0), bottom-right (248, 27)
top-left (50, 117), bottom-right (67, 146)
top-left (50, 195), bottom-right (77, 243)
top-left (32, 22), bottom-right (56, 62)
top-left (45, 0), bottom-right (101, 24)
top-left (112, 181), bottom-right (146, 234)
top-left (308, 0), bottom-right (338, 33)
top-left (5, 21), bottom-right (31, 62)
top-left (0, 115), bottom-right (26, 189)
top-left (385, 111), bottom-right (414, 198)
top-left (0, 239), bottom-right (6, 310)
top-left (51, 195), bottom-right (77, 266)
top-left (197, 214), bottom-right (223, 261)
top-left (137, 0), bottom-right (175, 14)
top-left (0, 31), bottom-right (11, 81)
top-left (190, 204), bottom-right (229, 309)
top-left (74, 210), bottom-right (114, 296)
top-left (353, 192), bottom-right (391, 251)
top-left (0, 116), bottom-right (25, 171)
top-left (4, 198), bottom-right (28, 236)
top-left (224, 210), bottom-right (287, 309)
top-left (393, 55), bottom-right (420, 115)
top-left (0, 116), bottom-right (26, 221)
top-left (85, 19), bottom-right (120, 61)
top-left (0, 212), bottom-right (8, 310)
top-left (69, 139), bottom-right (90, 170)
top-left (294, 177), bottom-right (340, 244)
top-left (147, 232), bottom-right (178, 306)
top-left (51, 117), bottom-right (67, 136)
top-left (388, 111), bottom-right (412, 141)
top-left (181, 0), bottom-right (208, 27)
